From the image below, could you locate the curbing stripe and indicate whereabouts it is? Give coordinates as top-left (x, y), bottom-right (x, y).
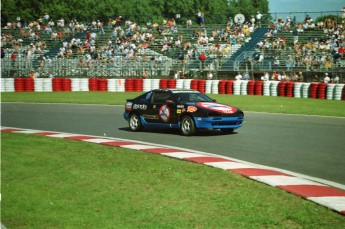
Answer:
top-left (230, 168), bottom-right (291, 177)
top-left (1, 126), bottom-right (344, 215)
top-left (161, 152), bottom-right (209, 159)
top-left (184, 157), bottom-right (234, 163)
top-left (141, 148), bottom-right (188, 154)
top-left (250, 175), bottom-right (325, 187)
top-left (277, 185), bottom-right (345, 198)
top-left (205, 161), bottom-right (259, 170)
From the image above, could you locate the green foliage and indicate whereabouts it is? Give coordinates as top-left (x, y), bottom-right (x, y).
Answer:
top-left (1, 0), bottom-right (269, 25)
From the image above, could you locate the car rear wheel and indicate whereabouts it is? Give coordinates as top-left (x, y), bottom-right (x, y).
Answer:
top-left (181, 116), bottom-right (196, 136)
top-left (129, 113), bottom-right (143, 131)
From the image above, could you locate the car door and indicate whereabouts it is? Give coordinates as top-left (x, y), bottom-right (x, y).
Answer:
top-left (146, 91), bottom-right (178, 125)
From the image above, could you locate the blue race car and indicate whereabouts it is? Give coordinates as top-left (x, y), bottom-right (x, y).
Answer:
top-left (124, 89), bottom-right (244, 136)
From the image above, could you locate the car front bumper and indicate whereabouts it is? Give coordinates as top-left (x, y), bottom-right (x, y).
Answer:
top-left (193, 116), bottom-right (244, 129)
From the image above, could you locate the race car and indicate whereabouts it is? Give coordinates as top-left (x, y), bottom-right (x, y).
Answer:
top-left (123, 89), bottom-right (244, 136)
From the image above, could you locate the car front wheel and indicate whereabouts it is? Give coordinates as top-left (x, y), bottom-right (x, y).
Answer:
top-left (181, 116), bottom-right (196, 136)
top-left (129, 113), bottom-right (143, 131)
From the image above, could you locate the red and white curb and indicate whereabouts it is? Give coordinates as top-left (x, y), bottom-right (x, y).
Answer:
top-left (2, 126), bottom-right (345, 215)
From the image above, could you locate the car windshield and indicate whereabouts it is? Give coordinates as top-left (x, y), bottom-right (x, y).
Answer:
top-left (172, 91), bottom-right (214, 103)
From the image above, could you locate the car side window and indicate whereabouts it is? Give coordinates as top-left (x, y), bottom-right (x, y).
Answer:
top-left (152, 91), bottom-right (173, 104)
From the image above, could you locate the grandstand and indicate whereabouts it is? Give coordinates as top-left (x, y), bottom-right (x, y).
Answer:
top-left (1, 12), bottom-right (344, 82)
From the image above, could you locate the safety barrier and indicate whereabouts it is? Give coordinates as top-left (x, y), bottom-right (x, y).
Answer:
top-left (1, 78), bottom-right (344, 100)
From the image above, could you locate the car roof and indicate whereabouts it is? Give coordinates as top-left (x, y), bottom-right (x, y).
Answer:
top-left (152, 89), bottom-right (198, 93)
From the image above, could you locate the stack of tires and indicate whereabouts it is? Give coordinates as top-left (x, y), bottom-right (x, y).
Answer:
top-left (326, 83), bottom-right (336, 100)
top-left (278, 82), bottom-right (286, 97)
top-left (240, 80), bottom-right (248, 95)
top-left (247, 81), bottom-right (255, 95)
top-left (334, 84), bottom-right (344, 100)
top-left (301, 83), bottom-right (310, 99)
top-left (309, 83), bottom-right (319, 99)
top-left (233, 80), bottom-right (241, 95)
top-left (263, 81), bottom-right (271, 96)
top-left (226, 80), bottom-right (233, 95)
top-left (318, 83), bottom-right (327, 99)
top-left (285, 82), bottom-right (294, 97)
top-left (270, 81), bottom-right (279, 97)
top-left (294, 82), bottom-right (303, 98)
top-left (254, 81), bottom-right (263, 95)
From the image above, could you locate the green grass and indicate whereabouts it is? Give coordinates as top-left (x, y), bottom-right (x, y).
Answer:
top-left (2, 92), bottom-right (345, 117)
top-left (2, 133), bottom-right (345, 228)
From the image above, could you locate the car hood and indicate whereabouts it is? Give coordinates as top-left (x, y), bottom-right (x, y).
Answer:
top-left (185, 102), bottom-right (238, 114)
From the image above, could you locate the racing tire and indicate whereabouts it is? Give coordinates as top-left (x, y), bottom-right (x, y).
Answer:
top-left (129, 113), bottom-right (143, 132)
top-left (181, 116), bottom-right (196, 136)
top-left (221, 128), bottom-right (234, 134)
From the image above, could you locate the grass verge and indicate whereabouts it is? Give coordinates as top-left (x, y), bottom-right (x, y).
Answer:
top-left (1, 92), bottom-right (345, 117)
top-left (2, 133), bottom-right (345, 228)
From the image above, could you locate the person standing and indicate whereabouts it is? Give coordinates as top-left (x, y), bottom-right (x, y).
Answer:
top-left (323, 73), bottom-right (331, 83)
top-left (199, 52), bottom-right (207, 71)
top-left (235, 72), bottom-right (242, 80)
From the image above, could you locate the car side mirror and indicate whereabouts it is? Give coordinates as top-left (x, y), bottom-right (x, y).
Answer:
top-left (166, 99), bottom-right (175, 104)
top-left (212, 99), bottom-right (217, 102)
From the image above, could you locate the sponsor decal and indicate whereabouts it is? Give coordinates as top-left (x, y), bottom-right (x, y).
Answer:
top-left (125, 102), bottom-right (133, 111)
top-left (143, 115), bottom-right (159, 120)
top-left (196, 102), bottom-right (237, 114)
top-left (177, 109), bottom-right (182, 114)
top-left (133, 104), bottom-right (147, 110)
top-left (187, 106), bottom-right (198, 112)
top-left (158, 105), bottom-right (171, 122)
top-left (177, 105), bottom-right (184, 108)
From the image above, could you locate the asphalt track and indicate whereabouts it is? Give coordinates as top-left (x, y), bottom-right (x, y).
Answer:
top-left (2, 102), bottom-right (345, 186)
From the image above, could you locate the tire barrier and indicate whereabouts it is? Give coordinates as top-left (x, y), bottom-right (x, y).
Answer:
top-left (334, 84), bottom-right (345, 101)
top-left (309, 83), bottom-right (319, 99)
top-left (302, 83), bottom-right (310, 99)
top-left (248, 81), bottom-right (255, 95)
top-left (116, 79), bottom-right (125, 92)
top-left (176, 79), bottom-right (184, 89)
top-left (14, 78), bottom-right (25, 92)
top-left (89, 78), bottom-right (98, 91)
top-left (205, 80), bottom-right (213, 94)
top-left (294, 82), bottom-right (303, 98)
top-left (254, 81), bottom-right (263, 95)
top-left (151, 79), bottom-right (160, 90)
top-left (107, 79), bottom-right (117, 92)
top-left (34, 78), bottom-right (44, 92)
top-left (134, 79), bottom-right (143, 92)
top-left (233, 80), bottom-right (241, 95)
top-left (98, 79), bottom-right (108, 92)
top-left (0, 78), bottom-right (5, 92)
top-left (183, 79), bottom-right (192, 90)
top-left (3, 78), bottom-right (345, 101)
top-left (278, 82), bottom-right (286, 97)
top-left (125, 78), bottom-right (134, 92)
top-left (190, 79), bottom-right (198, 91)
top-left (226, 80), bottom-right (233, 95)
top-left (326, 84), bottom-right (336, 100)
top-left (218, 80), bottom-right (226, 94)
top-left (198, 80), bottom-right (206, 93)
top-left (168, 79), bottom-right (176, 89)
top-left (318, 83), bottom-right (327, 99)
top-left (263, 81), bottom-right (271, 96)
top-left (143, 79), bottom-right (152, 92)
top-left (159, 79), bottom-right (169, 89)
top-left (211, 80), bottom-right (220, 94)
top-left (270, 81), bottom-right (279, 97)
top-left (71, 78), bottom-right (81, 92)
top-left (240, 80), bottom-right (248, 95)
top-left (285, 82), bottom-right (294, 97)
